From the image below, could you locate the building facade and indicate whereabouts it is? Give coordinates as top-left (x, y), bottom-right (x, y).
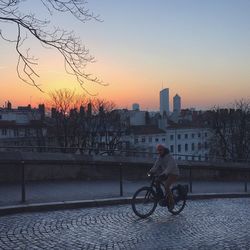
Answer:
top-left (124, 124), bottom-right (211, 161)
top-left (0, 103), bottom-right (47, 150)
top-left (165, 126), bottom-right (211, 161)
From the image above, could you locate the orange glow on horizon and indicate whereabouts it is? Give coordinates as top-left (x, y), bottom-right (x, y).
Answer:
top-left (1, 54), bottom-right (250, 111)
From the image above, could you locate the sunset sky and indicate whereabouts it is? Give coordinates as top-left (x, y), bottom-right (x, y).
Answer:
top-left (0, 0), bottom-right (250, 111)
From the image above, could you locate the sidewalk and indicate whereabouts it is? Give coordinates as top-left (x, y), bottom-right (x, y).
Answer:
top-left (0, 179), bottom-right (249, 215)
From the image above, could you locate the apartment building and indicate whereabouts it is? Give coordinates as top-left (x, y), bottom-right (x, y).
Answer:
top-left (125, 124), bottom-right (211, 161)
top-left (0, 102), bottom-right (47, 150)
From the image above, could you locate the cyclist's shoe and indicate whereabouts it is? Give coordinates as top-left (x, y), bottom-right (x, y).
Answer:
top-left (168, 201), bottom-right (175, 211)
top-left (158, 199), bottom-right (168, 207)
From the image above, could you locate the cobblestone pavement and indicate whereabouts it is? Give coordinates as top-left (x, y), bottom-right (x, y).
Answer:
top-left (0, 198), bottom-right (249, 250)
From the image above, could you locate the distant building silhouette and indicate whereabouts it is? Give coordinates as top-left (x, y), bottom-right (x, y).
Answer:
top-left (132, 103), bottom-right (140, 111)
top-left (173, 94), bottom-right (181, 114)
top-left (160, 88), bottom-right (169, 116)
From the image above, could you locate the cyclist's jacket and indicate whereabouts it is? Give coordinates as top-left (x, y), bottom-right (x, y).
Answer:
top-left (150, 153), bottom-right (180, 176)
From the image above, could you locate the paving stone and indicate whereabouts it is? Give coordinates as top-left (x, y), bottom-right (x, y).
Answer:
top-left (0, 198), bottom-right (250, 249)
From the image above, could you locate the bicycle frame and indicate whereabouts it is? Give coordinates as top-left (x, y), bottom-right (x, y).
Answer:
top-left (131, 173), bottom-right (187, 218)
top-left (148, 175), bottom-right (166, 201)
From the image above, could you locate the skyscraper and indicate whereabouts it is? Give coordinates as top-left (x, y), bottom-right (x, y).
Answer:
top-left (132, 103), bottom-right (140, 111)
top-left (173, 94), bottom-right (181, 114)
top-left (160, 88), bottom-right (169, 116)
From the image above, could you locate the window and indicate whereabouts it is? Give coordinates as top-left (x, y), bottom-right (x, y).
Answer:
top-left (204, 142), bottom-right (208, 149)
top-left (198, 142), bottom-right (202, 150)
top-left (192, 133), bottom-right (195, 139)
top-left (185, 143), bottom-right (188, 151)
top-left (141, 137), bottom-right (145, 143)
top-left (204, 132), bottom-right (208, 137)
top-left (14, 129), bottom-right (19, 137)
top-left (178, 144), bottom-right (181, 152)
top-left (170, 135), bottom-right (174, 140)
top-left (148, 137), bottom-right (152, 143)
top-left (0, 115), bottom-right (2, 119)
top-left (155, 138), bottom-right (159, 142)
top-left (48, 137), bottom-right (54, 143)
top-left (2, 128), bottom-right (7, 136)
top-left (177, 134), bottom-right (181, 140)
top-left (192, 143), bottom-right (195, 151)
top-left (134, 138), bottom-right (138, 144)
top-left (25, 128), bottom-right (30, 136)
top-left (162, 137), bottom-right (166, 142)
top-left (170, 145), bottom-right (174, 153)
top-left (198, 133), bottom-right (201, 138)
top-left (185, 134), bottom-right (188, 139)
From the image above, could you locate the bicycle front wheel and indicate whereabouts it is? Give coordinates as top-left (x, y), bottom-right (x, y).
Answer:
top-left (131, 187), bottom-right (157, 218)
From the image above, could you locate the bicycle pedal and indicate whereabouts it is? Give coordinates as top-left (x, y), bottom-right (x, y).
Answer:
top-left (158, 199), bottom-right (168, 207)
top-left (168, 203), bottom-right (175, 210)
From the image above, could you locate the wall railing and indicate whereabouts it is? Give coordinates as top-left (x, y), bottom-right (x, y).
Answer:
top-left (0, 145), bottom-right (249, 163)
top-left (0, 154), bottom-right (249, 204)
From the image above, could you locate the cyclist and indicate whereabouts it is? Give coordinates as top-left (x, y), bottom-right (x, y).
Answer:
top-left (149, 144), bottom-right (180, 209)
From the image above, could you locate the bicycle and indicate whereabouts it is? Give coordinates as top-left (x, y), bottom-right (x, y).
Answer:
top-left (131, 173), bottom-right (188, 218)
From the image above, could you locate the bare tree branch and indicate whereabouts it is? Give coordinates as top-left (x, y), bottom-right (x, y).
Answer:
top-left (0, 0), bottom-right (105, 92)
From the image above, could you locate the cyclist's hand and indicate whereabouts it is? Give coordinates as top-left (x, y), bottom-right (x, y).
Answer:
top-left (147, 171), bottom-right (152, 177)
top-left (147, 171), bottom-right (155, 177)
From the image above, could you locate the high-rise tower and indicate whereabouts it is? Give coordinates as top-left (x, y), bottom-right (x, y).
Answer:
top-left (160, 88), bottom-right (169, 116)
top-left (173, 94), bottom-right (181, 114)
top-left (132, 103), bottom-right (140, 111)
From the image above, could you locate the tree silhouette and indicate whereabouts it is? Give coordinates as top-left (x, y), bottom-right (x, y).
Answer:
top-left (0, 0), bottom-right (103, 92)
top-left (208, 99), bottom-right (250, 162)
top-left (48, 89), bottom-right (122, 154)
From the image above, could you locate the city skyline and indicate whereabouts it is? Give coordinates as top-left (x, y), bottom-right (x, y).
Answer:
top-left (1, 0), bottom-right (250, 111)
top-left (1, 87), bottom-right (182, 113)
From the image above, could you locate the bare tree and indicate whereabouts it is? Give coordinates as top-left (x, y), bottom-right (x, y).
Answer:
top-left (0, 0), bottom-right (103, 91)
top-left (90, 98), bottom-right (122, 154)
top-left (80, 98), bottom-right (121, 154)
top-left (47, 90), bottom-right (123, 154)
top-left (48, 88), bottom-right (85, 149)
top-left (208, 99), bottom-right (250, 162)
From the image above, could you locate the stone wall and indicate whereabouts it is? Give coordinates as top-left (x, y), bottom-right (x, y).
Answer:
top-left (0, 152), bottom-right (249, 183)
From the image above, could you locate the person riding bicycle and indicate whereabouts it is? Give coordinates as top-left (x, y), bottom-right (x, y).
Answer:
top-left (148, 144), bottom-right (179, 209)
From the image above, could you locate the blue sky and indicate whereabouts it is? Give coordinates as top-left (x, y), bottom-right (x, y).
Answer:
top-left (0, 0), bottom-right (250, 110)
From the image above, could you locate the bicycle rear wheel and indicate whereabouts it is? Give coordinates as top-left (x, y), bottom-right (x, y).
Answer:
top-left (168, 186), bottom-right (186, 215)
top-left (131, 187), bottom-right (157, 218)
